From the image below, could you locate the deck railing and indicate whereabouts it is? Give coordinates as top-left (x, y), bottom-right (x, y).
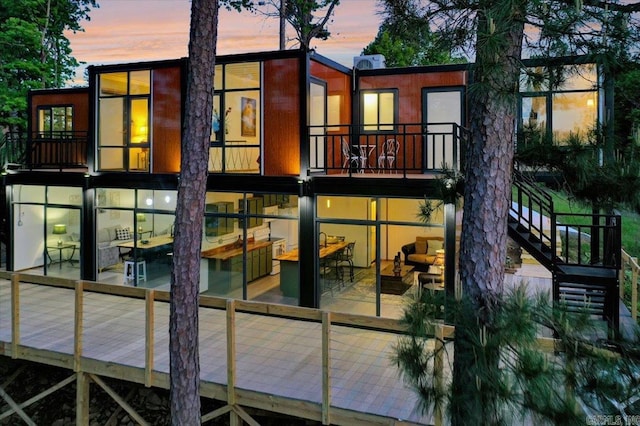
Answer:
top-left (0, 273), bottom-right (431, 425)
top-left (621, 250), bottom-right (639, 322)
top-left (2, 273), bottom-right (621, 425)
top-left (308, 123), bottom-right (468, 177)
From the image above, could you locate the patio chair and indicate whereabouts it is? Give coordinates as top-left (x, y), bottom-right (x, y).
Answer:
top-left (377, 139), bottom-right (399, 173)
top-left (341, 138), bottom-right (361, 172)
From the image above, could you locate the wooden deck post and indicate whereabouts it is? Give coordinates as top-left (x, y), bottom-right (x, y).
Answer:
top-left (10, 274), bottom-right (20, 359)
top-left (74, 281), bottom-right (84, 372)
top-left (145, 289), bottom-right (155, 387)
top-left (322, 311), bottom-right (331, 425)
top-left (226, 299), bottom-right (240, 426)
top-left (76, 371), bottom-right (90, 426)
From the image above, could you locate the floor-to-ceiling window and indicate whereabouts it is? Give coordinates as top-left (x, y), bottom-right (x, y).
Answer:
top-left (96, 188), bottom-right (176, 288)
top-left (210, 62), bottom-right (261, 173)
top-left (12, 185), bottom-right (82, 279)
top-left (317, 195), bottom-right (446, 318)
top-left (97, 70), bottom-right (151, 172)
top-left (201, 192), bottom-right (299, 304)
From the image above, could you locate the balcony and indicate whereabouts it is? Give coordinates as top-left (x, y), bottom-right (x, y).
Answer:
top-left (308, 123), bottom-right (468, 177)
top-left (2, 131), bottom-right (88, 171)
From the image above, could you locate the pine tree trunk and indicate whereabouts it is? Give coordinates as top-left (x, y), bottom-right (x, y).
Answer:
top-left (452, 3), bottom-right (524, 424)
top-left (170, 0), bottom-right (218, 424)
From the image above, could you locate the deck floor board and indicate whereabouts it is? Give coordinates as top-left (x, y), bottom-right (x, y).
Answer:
top-left (0, 279), bottom-right (431, 425)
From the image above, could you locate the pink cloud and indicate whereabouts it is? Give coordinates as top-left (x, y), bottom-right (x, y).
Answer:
top-left (67, 0), bottom-right (381, 73)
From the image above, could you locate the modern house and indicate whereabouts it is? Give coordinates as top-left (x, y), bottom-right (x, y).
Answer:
top-left (2, 48), bottom-right (620, 325)
top-left (0, 48), bottom-right (626, 425)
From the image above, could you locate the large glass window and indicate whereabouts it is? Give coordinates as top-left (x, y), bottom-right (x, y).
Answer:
top-left (11, 185), bottom-right (82, 280)
top-left (318, 196), bottom-right (446, 318)
top-left (519, 64), bottom-right (599, 144)
top-left (201, 192), bottom-right (299, 305)
top-left (210, 62), bottom-right (261, 174)
top-left (362, 90), bottom-right (397, 132)
top-left (96, 188), bottom-right (176, 289)
top-left (97, 70), bottom-right (151, 172)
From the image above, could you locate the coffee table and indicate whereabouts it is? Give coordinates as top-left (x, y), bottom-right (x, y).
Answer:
top-left (380, 263), bottom-right (415, 294)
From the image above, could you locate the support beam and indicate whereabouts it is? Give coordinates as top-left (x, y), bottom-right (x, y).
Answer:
top-left (0, 373), bottom-right (75, 421)
top-left (76, 371), bottom-right (90, 426)
top-left (91, 374), bottom-right (149, 426)
top-left (226, 299), bottom-right (239, 426)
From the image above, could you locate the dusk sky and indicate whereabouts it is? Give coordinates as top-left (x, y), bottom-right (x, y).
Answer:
top-left (67, 0), bottom-right (383, 83)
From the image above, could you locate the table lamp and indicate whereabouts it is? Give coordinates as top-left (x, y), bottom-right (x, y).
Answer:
top-left (136, 213), bottom-right (146, 234)
top-left (53, 224), bottom-right (67, 246)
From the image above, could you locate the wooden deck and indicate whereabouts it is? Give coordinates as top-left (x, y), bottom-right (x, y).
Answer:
top-left (0, 273), bottom-right (435, 425)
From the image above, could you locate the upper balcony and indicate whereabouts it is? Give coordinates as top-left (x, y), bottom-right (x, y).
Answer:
top-left (2, 131), bottom-right (88, 172)
top-left (308, 123), bottom-right (468, 178)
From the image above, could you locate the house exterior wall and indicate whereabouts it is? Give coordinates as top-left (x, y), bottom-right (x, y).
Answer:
top-left (358, 69), bottom-right (468, 125)
top-left (151, 65), bottom-right (183, 173)
top-left (29, 88), bottom-right (90, 134)
top-left (263, 58), bottom-right (301, 176)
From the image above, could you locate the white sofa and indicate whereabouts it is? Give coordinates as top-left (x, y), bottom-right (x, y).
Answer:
top-left (97, 226), bottom-right (133, 271)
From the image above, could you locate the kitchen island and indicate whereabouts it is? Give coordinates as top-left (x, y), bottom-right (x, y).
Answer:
top-left (276, 241), bottom-right (349, 298)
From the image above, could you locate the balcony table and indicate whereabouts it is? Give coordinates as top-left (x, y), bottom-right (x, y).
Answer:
top-left (355, 144), bottom-right (377, 172)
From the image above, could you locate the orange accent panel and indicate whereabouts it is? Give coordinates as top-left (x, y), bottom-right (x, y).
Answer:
top-left (263, 58), bottom-right (300, 176)
top-left (310, 60), bottom-right (352, 125)
top-left (360, 71), bottom-right (467, 123)
top-left (30, 90), bottom-right (90, 132)
top-left (152, 66), bottom-right (182, 173)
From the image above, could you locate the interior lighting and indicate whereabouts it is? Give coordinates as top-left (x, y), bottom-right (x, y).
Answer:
top-left (53, 224), bottom-right (67, 246)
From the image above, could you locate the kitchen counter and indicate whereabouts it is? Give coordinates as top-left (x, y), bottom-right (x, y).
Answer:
top-left (201, 239), bottom-right (273, 261)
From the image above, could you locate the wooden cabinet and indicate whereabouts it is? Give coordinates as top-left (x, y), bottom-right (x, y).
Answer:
top-left (205, 202), bottom-right (234, 237)
top-left (239, 197), bottom-right (263, 228)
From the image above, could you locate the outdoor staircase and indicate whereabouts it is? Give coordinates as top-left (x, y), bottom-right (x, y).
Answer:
top-left (508, 171), bottom-right (621, 334)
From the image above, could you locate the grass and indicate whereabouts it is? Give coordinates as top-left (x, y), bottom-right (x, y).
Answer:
top-left (545, 187), bottom-right (640, 258)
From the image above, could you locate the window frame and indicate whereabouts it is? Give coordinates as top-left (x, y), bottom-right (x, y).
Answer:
top-left (37, 105), bottom-right (74, 137)
top-left (96, 70), bottom-right (151, 172)
top-left (359, 89), bottom-right (398, 133)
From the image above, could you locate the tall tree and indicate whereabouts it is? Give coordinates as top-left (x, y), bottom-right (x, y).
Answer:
top-left (170, 0), bottom-right (218, 423)
top-left (362, 0), bottom-right (464, 66)
top-left (389, 0), bottom-right (640, 423)
top-left (254, 0), bottom-right (339, 50)
top-left (0, 0), bottom-right (97, 133)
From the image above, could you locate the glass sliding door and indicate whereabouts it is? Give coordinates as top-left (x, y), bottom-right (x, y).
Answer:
top-left (423, 88), bottom-right (464, 170)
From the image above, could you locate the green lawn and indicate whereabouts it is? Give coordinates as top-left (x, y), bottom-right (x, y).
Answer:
top-left (547, 188), bottom-right (640, 258)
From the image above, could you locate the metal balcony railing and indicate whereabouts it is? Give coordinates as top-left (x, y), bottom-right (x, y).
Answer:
top-left (308, 123), bottom-right (468, 177)
top-left (3, 131), bottom-right (88, 170)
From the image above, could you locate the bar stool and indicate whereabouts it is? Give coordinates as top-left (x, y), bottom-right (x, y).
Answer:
top-left (124, 260), bottom-right (147, 285)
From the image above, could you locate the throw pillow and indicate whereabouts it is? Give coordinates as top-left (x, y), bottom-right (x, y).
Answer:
top-left (116, 228), bottom-right (131, 240)
top-left (415, 236), bottom-right (428, 254)
top-left (427, 239), bottom-right (443, 256)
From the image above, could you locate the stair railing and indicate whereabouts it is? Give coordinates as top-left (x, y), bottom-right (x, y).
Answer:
top-left (553, 212), bottom-right (622, 270)
top-left (511, 170), bottom-right (555, 250)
